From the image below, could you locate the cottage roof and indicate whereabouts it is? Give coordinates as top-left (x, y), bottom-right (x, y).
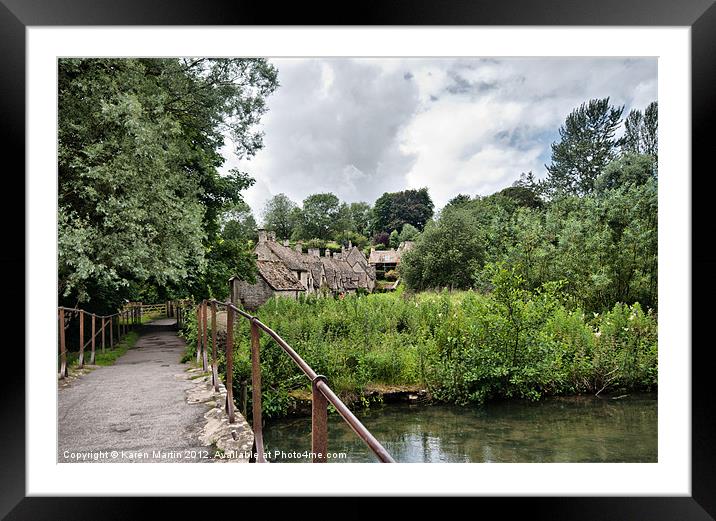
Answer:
top-left (368, 248), bottom-right (400, 265)
top-left (257, 260), bottom-right (306, 291)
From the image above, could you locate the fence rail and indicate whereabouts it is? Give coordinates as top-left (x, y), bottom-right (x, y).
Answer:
top-left (57, 300), bottom-right (190, 378)
top-left (196, 299), bottom-right (395, 463)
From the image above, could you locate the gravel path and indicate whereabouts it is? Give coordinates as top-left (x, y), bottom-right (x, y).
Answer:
top-left (57, 320), bottom-right (213, 463)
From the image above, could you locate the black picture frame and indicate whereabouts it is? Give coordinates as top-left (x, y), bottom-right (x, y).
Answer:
top-left (3, 1), bottom-right (713, 519)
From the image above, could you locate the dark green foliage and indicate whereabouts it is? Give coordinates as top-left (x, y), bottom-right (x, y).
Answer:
top-left (261, 193), bottom-right (299, 240)
top-left (543, 98), bottom-right (624, 197)
top-left (183, 270), bottom-right (656, 417)
top-left (595, 153), bottom-right (656, 193)
top-left (621, 101), bottom-right (658, 159)
top-left (298, 193), bottom-right (341, 240)
top-left (398, 223), bottom-right (420, 243)
top-left (58, 58), bottom-right (277, 308)
top-left (494, 186), bottom-right (543, 209)
top-left (373, 188), bottom-right (434, 233)
top-left (445, 194), bottom-right (472, 208)
top-left (400, 206), bottom-right (486, 291)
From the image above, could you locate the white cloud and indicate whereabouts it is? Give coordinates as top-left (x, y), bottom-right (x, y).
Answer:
top-left (222, 57), bottom-right (657, 215)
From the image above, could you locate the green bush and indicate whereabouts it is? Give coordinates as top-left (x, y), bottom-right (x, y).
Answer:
top-left (183, 265), bottom-right (657, 418)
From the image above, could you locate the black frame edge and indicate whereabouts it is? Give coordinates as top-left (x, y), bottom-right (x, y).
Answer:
top-left (4, 0), bottom-right (715, 519)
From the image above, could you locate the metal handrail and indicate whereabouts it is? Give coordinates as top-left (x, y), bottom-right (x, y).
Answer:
top-left (199, 298), bottom-right (395, 463)
top-left (57, 301), bottom-right (188, 378)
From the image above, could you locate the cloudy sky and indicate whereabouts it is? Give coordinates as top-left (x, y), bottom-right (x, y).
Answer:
top-left (221, 57), bottom-right (657, 220)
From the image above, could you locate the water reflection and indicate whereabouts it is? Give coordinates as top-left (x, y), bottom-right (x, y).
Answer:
top-left (263, 394), bottom-right (657, 463)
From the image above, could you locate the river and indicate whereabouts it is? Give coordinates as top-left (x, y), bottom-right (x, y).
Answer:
top-left (262, 393), bottom-right (657, 463)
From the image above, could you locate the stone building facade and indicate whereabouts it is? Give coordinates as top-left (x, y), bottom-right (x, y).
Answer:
top-left (368, 241), bottom-right (415, 277)
top-left (230, 230), bottom-right (376, 309)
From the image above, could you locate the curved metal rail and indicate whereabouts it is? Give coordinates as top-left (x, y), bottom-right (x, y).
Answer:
top-left (196, 298), bottom-right (395, 463)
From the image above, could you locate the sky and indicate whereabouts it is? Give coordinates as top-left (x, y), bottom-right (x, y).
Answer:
top-left (220, 57), bottom-right (657, 221)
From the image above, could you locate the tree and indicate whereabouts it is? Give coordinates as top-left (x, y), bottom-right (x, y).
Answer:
top-left (494, 186), bottom-right (542, 209)
top-left (398, 223), bottom-right (420, 243)
top-left (262, 193), bottom-right (299, 240)
top-left (595, 153), bottom-right (656, 194)
top-left (445, 194), bottom-right (472, 209)
top-left (544, 98), bottom-right (624, 197)
top-left (300, 193), bottom-right (341, 240)
top-left (373, 188), bottom-right (434, 233)
top-left (222, 202), bottom-right (258, 243)
top-left (389, 230), bottom-right (400, 249)
top-left (400, 206), bottom-right (486, 291)
top-left (58, 58), bottom-right (278, 308)
top-left (348, 202), bottom-right (373, 236)
top-left (621, 101), bottom-right (658, 159)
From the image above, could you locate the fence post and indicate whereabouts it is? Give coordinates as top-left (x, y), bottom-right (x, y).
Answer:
top-left (312, 375), bottom-right (329, 462)
top-left (110, 316), bottom-right (114, 349)
top-left (195, 306), bottom-right (202, 365)
top-left (101, 317), bottom-right (106, 353)
top-left (78, 310), bottom-right (85, 368)
top-left (250, 320), bottom-right (265, 460)
top-left (211, 301), bottom-right (218, 391)
top-left (201, 301), bottom-right (208, 372)
top-left (225, 305), bottom-right (235, 423)
top-left (91, 314), bottom-right (96, 364)
top-left (59, 309), bottom-right (67, 378)
top-left (240, 381), bottom-right (248, 417)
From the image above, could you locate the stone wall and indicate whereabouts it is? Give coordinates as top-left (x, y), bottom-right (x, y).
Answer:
top-left (232, 277), bottom-right (275, 310)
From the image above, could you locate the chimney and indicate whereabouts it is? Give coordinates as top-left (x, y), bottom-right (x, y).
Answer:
top-left (295, 242), bottom-right (303, 254)
top-left (258, 229), bottom-right (267, 244)
top-left (308, 248), bottom-right (320, 257)
top-left (283, 239), bottom-right (290, 247)
top-left (370, 246), bottom-right (375, 253)
top-left (348, 240), bottom-right (353, 249)
top-left (268, 231), bottom-right (276, 242)
top-left (324, 249), bottom-right (331, 258)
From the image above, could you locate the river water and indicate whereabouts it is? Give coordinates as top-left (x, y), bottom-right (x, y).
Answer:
top-left (262, 393), bottom-right (657, 463)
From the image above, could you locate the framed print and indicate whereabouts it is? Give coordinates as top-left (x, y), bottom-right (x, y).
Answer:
top-left (3, 0), bottom-right (715, 519)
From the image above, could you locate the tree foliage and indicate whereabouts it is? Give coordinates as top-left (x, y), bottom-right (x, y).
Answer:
top-left (58, 58), bottom-right (278, 307)
top-left (373, 188), bottom-right (434, 233)
top-left (299, 193), bottom-right (341, 240)
top-left (543, 98), bottom-right (624, 197)
top-left (261, 193), bottom-right (299, 240)
top-left (621, 101), bottom-right (658, 158)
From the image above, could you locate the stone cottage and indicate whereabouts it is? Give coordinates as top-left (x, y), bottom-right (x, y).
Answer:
top-left (368, 241), bottom-right (414, 277)
top-left (230, 230), bottom-right (376, 309)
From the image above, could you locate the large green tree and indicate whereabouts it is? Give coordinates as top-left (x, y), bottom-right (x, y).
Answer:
top-left (621, 101), bottom-right (658, 159)
top-left (58, 58), bottom-right (278, 309)
top-left (261, 193), bottom-right (299, 240)
top-left (543, 98), bottom-right (624, 197)
top-left (373, 188), bottom-right (434, 234)
top-left (299, 193), bottom-right (341, 240)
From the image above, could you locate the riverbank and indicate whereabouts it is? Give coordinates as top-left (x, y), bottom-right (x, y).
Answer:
top-left (181, 279), bottom-right (657, 420)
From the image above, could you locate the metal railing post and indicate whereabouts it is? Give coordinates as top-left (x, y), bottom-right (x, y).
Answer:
top-left (225, 305), bottom-right (235, 423)
top-left (195, 306), bottom-right (202, 365)
top-left (90, 314), bottom-right (96, 364)
top-left (59, 309), bottom-right (67, 378)
top-left (250, 320), bottom-right (265, 461)
top-left (78, 310), bottom-right (85, 368)
top-left (201, 301), bottom-right (208, 372)
top-left (211, 301), bottom-right (218, 391)
top-left (312, 375), bottom-right (329, 462)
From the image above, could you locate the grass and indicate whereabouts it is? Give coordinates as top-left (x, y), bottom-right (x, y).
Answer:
top-left (65, 330), bottom-right (140, 369)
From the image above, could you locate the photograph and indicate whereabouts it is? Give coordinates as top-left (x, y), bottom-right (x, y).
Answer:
top-left (56, 56), bottom-right (659, 465)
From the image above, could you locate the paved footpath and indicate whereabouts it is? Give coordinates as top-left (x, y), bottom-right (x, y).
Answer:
top-left (58, 319), bottom-right (213, 463)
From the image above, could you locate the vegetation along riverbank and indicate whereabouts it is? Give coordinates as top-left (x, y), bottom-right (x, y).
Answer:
top-left (182, 264), bottom-right (657, 419)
